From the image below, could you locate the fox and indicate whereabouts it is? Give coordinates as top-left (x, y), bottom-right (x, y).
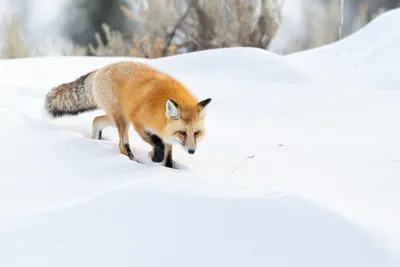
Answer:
top-left (44, 61), bottom-right (212, 168)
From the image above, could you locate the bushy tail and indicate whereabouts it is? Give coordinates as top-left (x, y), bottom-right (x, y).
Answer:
top-left (44, 71), bottom-right (99, 118)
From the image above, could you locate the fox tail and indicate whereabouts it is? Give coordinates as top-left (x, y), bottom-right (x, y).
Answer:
top-left (44, 71), bottom-right (99, 118)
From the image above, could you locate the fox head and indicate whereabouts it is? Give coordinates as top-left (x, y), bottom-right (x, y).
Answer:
top-left (164, 98), bottom-right (212, 155)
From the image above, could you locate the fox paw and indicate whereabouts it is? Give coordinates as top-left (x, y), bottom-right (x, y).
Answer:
top-left (128, 152), bottom-right (137, 162)
top-left (120, 143), bottom-right (137, 162)
top-left (149, 148), bottom-right (164, 163)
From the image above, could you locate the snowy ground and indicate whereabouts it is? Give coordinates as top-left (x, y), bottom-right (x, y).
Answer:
top-left (1, 9), bottom-right (400, 267)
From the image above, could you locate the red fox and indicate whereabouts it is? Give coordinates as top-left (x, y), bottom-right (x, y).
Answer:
top-left (44, 61), bottom-right (212, 168)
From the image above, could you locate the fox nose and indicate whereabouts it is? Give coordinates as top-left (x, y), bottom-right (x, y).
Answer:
top-left (188, 149), bottom-right (195, 154)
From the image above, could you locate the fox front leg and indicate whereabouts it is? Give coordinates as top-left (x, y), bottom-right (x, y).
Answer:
top-left (145, 131), bottom-right (174, 168)
top-left (146, 131), bottom-right (165, 163)
top-left (163, 144), bottom-right (173, 168)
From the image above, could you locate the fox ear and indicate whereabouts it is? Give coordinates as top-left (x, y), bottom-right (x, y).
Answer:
top-left (166, 99), bottom-right (179, 119)
top-left (197, 98), bottom-right (212, 115)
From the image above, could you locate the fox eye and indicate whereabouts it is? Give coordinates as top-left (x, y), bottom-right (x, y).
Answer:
top-left (194, 130), bottom-right (201, 137)
top-left (178, 131), bottom-right (187, 137)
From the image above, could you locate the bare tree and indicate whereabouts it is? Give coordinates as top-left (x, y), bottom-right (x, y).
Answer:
top-left (121, 0), bottom-right (283, 56)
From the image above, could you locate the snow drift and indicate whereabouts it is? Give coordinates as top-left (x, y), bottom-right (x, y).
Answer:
top-left (288, 8), bottom-right (400, 71)
top-left (1, 7), bottom-right (400, 267)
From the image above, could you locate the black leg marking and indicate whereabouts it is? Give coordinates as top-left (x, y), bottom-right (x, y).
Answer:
top-left (146, 132), bottom-right (165, 163)
top-left (124, 143), bottom-right (134, 160)
top-left (151, 144), bottom-right (165, 163)
top-left (165, 150), bottom-right (173, 168)
top-left (98, 130), bottom-right (102, 140)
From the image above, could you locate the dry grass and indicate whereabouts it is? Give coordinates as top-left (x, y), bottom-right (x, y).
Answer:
top-left (88, 23), bottom-right (132, 57)
top-left (1, 15), bottom-right (30, 59)
top-left (86, 22), bottom-right (177, 58)
top-left (0, 1), bottom-right (390, 59)
top-left (129, 34), bottom-right (178, 58)
top-left (121, 0), bottom-right (282, 55)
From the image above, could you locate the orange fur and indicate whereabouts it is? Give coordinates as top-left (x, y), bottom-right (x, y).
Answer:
top-left (112, 62), bottom-right (200, 136)
top-left (46, 61), bottom-right (212, 168)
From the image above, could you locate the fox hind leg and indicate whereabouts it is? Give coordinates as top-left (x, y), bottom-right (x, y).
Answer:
top-left (91, 114), bottom-right (114, 140)
top-left (113, 112), bottom-right (136, 161)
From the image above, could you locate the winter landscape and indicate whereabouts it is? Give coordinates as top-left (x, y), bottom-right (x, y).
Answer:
top-left (1, 2), bottom-right (400, 267)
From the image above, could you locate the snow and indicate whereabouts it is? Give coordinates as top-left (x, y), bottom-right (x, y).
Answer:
top-left (1, 8), bottom-right (400, 267)
top-left (287, 8), bottom-right (400, 71)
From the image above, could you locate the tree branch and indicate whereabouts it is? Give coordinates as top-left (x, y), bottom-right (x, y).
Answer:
top-left (162, 1), bottom-right (195, 56)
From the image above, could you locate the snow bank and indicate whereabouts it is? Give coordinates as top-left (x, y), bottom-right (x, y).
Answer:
top-left (1, 10), bottom-right (400, 266)
top-left (287, 8), bottom-right (400, 71)
top-left (150, 47), bottom-right (314, 82)
top-left (1, 187), bottom-right (397, 267)
top-left (0, 46), bottom-right (313, 89)
top-left (364, 33), bottom-right (400, 68)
